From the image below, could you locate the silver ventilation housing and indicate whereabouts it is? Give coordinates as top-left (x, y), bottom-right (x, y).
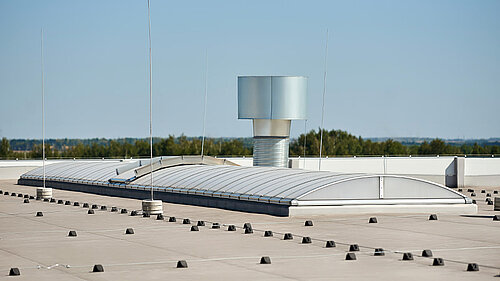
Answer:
top-left (238, 76), bottom-right (307, 167)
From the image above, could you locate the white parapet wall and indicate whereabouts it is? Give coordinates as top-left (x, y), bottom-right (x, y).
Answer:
top-left (0, 159), bottom-right (120, 180)
top-left (0, 160), bottom-right (56, 180)
top-left (4, 156), bottom-right (500, 188)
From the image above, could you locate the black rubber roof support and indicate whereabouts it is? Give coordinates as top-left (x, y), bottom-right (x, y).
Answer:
top-left (345, 253), bottom-right (356, 260)
top-left (422, 249), bottom-right (433, 257)
top-left (227, 225), bottom-right (236, 231)
top-left (325, 240), bottom-right (336, 248)
top-left (429, 214), bottom-right (438, 220)
top-left (374, 248), bottom-right (385, 256)
top-left (283, 233), bottom-right (293, 240)
top-left (467, 263), bottom-right (479, 271)
top-left (433, 258), bottom-right (444, 266)
top-left (68, 230), bottom-right (77, 237)
top-left (36, 211), bottom-right (43, 217)
top-left (264, 230), bottom-right (273, 237)
top-left (92, 264), bottom-right (104, 272)
top-left (177, 260), bottom-right (188, 268)
top-left (125, 228), bottom-right (134, 234)
top-left (402, 253), bottom-right (413, 260)
top-left (302, 237), bottom-right (312, 244)
top-left (349, 244), bottom-right (359, 251)
top-left (9, 268), bottom-right (20, 276)
top-left (304, 220), bottom-right (313, 226)
top-left (191, 226), bottom-right (199, 231)
top-left (260, 256), bottom-right (271, 264)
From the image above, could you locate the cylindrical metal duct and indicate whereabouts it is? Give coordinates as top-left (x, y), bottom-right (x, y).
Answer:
top-left (238, 76), bottom-right (307, 168)
top-left (252, 119), bottom-right (290, 167)
top-left (253, 137), bottom-right (290, 167)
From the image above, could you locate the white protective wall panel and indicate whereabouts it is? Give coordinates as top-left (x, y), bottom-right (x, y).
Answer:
top-left (223, 158), bottom-right (253, 166)
top-left (303, 157), bottom-right (384, 173)
top-left (0, 167), bottom-right (37, 179)
top-left (386, 157), bottom-right (453, 175)
top-left (383, 177), bottom-right (463, 199)
top-left (465, 158), bottom-right (500, 175)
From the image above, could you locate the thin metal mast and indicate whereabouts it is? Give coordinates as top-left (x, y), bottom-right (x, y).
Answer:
top-left (201, 50), bottom-right (208, 157)
top-left (319, 29), bottom-right (329, 171)
top-left (41, 28), bottom-right (46, 188)
top-left (303, 119), bottom-right (307, 167)
top-left (147, 0), bottom-right (154, 200)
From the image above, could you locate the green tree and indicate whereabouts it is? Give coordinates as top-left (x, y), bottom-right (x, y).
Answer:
top-left (0, 138), bottom-right (10, 157)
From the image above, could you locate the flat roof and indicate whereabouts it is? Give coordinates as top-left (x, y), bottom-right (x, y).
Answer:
top-left (1, 179), bottom-right (499, 280)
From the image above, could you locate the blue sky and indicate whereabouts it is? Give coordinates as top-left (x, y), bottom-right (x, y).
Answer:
top-left (0, 0), bottom-right (499, 139)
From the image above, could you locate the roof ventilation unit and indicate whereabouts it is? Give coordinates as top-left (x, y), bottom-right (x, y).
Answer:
top-left (238, 76), bottom-right (307, 167)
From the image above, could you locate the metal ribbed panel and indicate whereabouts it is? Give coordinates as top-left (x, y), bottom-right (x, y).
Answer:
top-left (253, 137), bottom-right (289, 168)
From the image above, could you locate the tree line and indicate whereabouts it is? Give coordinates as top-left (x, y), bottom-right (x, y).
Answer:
top-left (0, 136), bottom-right (251, 159)
top-left (289, 129), bottom-right (500, 156)
top-left (1, 129), bottom-right (499, 159)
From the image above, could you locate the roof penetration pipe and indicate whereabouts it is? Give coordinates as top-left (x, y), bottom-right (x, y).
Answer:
top-left (238, 76), bottom-right (307, 168)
